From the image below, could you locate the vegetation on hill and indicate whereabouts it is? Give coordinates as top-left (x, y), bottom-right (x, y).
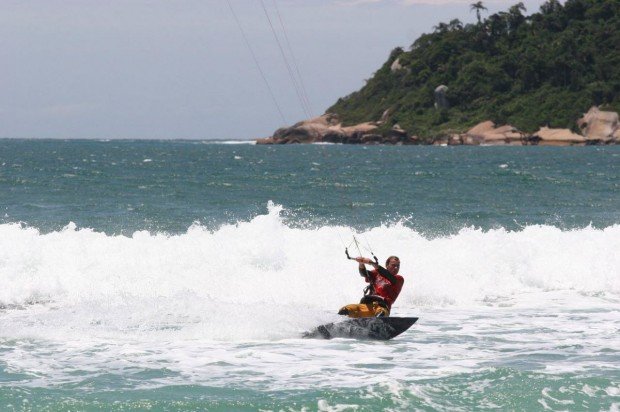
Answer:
top-left (327, 0), bottom-right (620, 141)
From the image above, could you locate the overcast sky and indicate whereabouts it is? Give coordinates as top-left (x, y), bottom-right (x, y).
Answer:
top-left (1, 0), bottom-right (550, 139)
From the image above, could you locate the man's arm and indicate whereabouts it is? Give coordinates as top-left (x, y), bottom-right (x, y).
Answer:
top-left (354, 257), bottom-right (371, 278)
top-left (358, 262), bottom-right (368, 277)
top-left (356, 256), bottom-right (398, 284)
top-left (375, 265), bottom-right (398, 284)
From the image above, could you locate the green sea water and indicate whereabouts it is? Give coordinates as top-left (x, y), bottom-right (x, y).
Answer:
top-left (1, 140), bottom-right (618, 234)
top-left (0, 140), bottom-right (618, 410)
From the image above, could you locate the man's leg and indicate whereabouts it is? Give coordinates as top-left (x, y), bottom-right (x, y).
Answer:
top-left (371, 303), bottom-right (390, 317)
top-left (338, 303), bottom-right (375, 318)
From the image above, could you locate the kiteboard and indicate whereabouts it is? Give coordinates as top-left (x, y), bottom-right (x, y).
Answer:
top-left (303, 317), bottom-right (418, 340)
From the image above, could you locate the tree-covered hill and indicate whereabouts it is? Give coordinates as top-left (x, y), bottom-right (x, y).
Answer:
top-left (327, 0), bottom-right (620, 141)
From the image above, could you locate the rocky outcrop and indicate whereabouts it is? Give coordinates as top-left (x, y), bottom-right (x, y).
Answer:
top-left (256, 107), bottom-right (620, 146)
top-left (529, 127), bottom-right (586, 146)
top-left (450, 121), bottom-right (524, 145)
top-left (577, 107), bottom-right (619, 144)
top-left (256, 114), bottom-right (419, 145)
top-left (256, 114), bottom-right (339, 144)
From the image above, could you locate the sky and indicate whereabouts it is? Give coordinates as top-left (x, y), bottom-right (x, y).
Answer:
top-left (1, 0), bottom-right (551, 140)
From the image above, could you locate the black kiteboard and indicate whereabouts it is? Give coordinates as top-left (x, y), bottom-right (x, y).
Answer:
top-left (303, 317), bottom-right (418, 340)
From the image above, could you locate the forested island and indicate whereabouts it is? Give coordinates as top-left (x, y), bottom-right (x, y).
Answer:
top-left (257, 0), bottom-right (620, 145)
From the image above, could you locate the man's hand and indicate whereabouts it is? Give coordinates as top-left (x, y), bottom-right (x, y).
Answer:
top-left (355, 257), bottom-right (372, 265)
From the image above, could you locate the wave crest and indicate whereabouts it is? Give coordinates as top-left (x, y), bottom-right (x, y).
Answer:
top-left (1, 205), bottom-right (618, 311)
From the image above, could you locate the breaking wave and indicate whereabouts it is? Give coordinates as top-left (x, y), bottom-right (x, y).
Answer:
top-left (1, 202), bottom-right (618, 340)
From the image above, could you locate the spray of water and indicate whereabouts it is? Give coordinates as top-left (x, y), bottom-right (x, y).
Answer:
top-left (1, 202), bottom-right (618, 341)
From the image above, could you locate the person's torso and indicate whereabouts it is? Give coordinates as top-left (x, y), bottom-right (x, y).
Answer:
top-left (370, 270), bottom-right (404, 307)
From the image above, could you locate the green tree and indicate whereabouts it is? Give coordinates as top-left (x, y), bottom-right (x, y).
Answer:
top-left (507, 2), bottom-right (527, 31)
top-left (327, 0), bottom-right (620, 139)
top-left (470, 1), bottom-right (488, 24)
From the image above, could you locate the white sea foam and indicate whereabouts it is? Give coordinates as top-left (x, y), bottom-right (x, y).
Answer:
top-left (1, 203), bottom-right (618, 312)
top-left (203, 140), bottom-right (256, 145)
top-left (0, 202), bottom-right (619, 392)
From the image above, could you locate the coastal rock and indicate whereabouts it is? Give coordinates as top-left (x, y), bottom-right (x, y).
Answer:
top-left (360, 134), bottom-right (384, 144)
top-left (255, 136), bottom-right (278, 144)
top-left (455, 121), bottom-right (523, 145)
top-left (577, 107), bottom-right (619, 143)
top-left (322, 129), bottom-right (347, 143)
top-left (448, 134), bottom-right (462, 145)
top-left (433, 136), bottom-right (449, 146)
top-left (530, 127), bottom-right (586, 146)
top-left (270, 114), bottom-right (341, 144)
top-left (258, 113), bottom-right (417, 145)
top-left (341, 122), bottom-right (379, 136)
top-left (257, 112), bottom-right (619, 146)
top-left (389, 124), bottom-right (408, 139)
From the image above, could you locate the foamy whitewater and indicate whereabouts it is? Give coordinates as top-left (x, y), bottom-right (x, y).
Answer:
top-left (0, 141), bottom-right (619, 410)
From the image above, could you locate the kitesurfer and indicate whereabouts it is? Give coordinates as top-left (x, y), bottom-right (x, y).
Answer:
top-left (338, 256), bottom-right (404, 318)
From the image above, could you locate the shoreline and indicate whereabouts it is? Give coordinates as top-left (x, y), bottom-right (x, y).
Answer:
top-left (256, 107), bottom-right (620, 146)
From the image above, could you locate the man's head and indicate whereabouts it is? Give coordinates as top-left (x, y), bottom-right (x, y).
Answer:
top-left (385, 256), bottom-right (400, 276)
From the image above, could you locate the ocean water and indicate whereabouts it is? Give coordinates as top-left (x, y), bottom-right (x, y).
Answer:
top-left (0, 139), bottom-right (619, 411)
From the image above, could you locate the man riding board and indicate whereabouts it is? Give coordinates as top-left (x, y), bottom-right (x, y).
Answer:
top-left (338, 255), bottom-right (404, 318)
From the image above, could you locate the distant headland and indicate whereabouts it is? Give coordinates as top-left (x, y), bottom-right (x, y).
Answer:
top-left (257, 0), bottom-right (620, 146)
